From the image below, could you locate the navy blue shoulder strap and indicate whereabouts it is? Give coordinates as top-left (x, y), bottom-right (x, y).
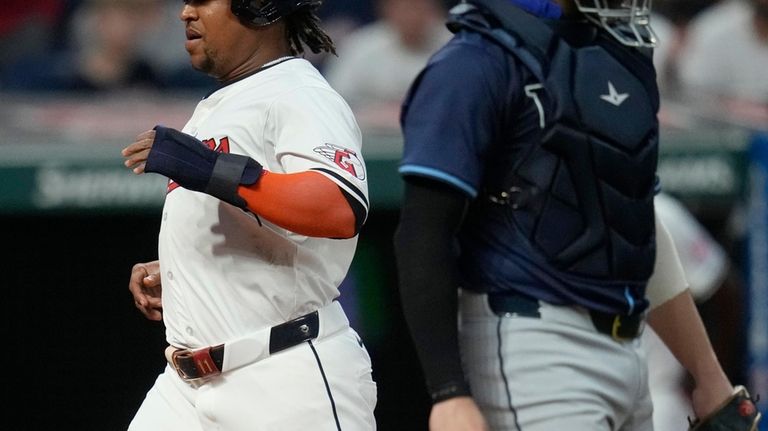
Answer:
top-left (447, 1), bottom-right (555, 82)
top-left (469, 0), bottom-right (554, 59)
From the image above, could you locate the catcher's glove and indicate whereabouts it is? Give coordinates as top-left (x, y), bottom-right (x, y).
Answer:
top-left (689, 385), bottom-right (762, 431)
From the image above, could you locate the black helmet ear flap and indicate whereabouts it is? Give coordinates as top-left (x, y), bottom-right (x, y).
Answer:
top-left (231, 0), bottom-right (322, 26)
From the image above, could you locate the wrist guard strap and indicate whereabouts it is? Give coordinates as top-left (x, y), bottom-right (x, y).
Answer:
top-left (146, 125), bottom-right (263, 208)
top-left (205, 153), bottom-right (263, 208)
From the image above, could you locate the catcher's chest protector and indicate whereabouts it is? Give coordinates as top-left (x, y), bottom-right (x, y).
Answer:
top-left (452, 1), bottom-right (659, 281)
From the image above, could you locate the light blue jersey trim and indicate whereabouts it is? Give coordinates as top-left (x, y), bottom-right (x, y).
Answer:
top-left (624, 287), bottom-right (636, 315)
top-left (399, 165), bottom-right (478, 198)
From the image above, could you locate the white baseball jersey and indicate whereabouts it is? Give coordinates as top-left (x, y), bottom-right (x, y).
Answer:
top-left (158, 57), bottom-right (369, 349)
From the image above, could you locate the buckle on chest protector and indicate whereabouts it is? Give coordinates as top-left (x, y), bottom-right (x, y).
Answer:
top-left (488, 186), bottom-right (537, 209)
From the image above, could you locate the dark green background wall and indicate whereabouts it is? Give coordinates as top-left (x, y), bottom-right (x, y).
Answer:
top-left (3, 211), bottom-right (432, 431)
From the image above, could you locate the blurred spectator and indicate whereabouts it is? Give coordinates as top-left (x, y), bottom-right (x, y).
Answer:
top-left (654, 0), bottom-right (719, 25)
top-left (2, 0), bottom-right (169, 93)
top-left (302, 0), bottom-right (378, 68)
top-left (318, 0), bottom-right (377, 25)
top-left (651, 12), bottom-right (680, 94)
top-left (323, 0), bottom-right (451, 131)
top-left (677, 0), bottom-right (768, 105)
top-left (132, 0), bottom-right (216, 91)
top-left (0, 1), bottom-right (66, 78)
top-left (303, 17), bottom-right (363, 71)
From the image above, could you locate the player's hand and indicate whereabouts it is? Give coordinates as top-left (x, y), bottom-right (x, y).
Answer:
top-left (429, 397), bottom-right (489, 431)
top-left (128, 260), bottom-right (163, 321)
top-left (691, 378), bottom-right (735, 420)
top-left (122, 130), bottom-right (157, 174)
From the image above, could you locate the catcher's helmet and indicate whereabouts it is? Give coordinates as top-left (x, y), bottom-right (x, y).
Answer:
top-left (231, 0), bottom-right (322, 26)
top-left (572, 0), bottom-right (657, 48)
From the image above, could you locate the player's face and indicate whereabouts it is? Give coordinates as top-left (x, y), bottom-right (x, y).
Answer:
top-left (180, 0), bottom-right (263, 79)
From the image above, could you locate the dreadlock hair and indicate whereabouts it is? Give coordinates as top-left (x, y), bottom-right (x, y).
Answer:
top-left (283, 8), bottom-right (336, 56)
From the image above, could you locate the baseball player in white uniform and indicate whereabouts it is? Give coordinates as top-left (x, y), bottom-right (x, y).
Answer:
top-left (120, 1), bottom-right (376, 430)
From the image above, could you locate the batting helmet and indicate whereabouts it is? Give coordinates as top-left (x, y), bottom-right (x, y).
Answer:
top-left (231, 0), bottom-right (323, 26)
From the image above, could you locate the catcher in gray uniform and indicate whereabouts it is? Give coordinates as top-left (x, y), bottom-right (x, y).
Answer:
top-left (393, 0), bottom-right (762, 429)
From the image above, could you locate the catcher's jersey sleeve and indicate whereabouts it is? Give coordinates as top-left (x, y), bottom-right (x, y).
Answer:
top-left (400, 33), bottom-right (516, 198)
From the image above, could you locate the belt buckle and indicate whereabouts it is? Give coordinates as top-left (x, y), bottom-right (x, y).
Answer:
top-left (171, 347), bottom-right (221, 381)
top-left (610, 314), bottom-right (642, 341)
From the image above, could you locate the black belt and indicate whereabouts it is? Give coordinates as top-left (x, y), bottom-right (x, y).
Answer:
top-left (171, 311), bottom-right (320, 381)
top-left (487, 292), bottom-right (643, 341)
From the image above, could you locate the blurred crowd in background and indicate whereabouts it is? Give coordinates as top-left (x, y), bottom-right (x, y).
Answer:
top-left (1, 0), bottom-right (768, 131)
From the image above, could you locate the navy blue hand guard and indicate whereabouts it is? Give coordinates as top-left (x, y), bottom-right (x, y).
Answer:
top-left (145, 126), bottom-right (263, 208)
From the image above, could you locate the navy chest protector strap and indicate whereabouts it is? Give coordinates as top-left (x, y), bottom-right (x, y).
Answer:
top-left (449, 0), bottom-right (553, 80)
top-left (448, 1), bottom-right (659, 282)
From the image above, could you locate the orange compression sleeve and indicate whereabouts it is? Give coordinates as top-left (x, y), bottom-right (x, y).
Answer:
top-left (236, 171), bottom-right (357, 238)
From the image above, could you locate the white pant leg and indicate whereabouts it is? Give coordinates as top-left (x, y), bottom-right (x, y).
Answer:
top-left (194, 327), bottom-right (376, 431)
top-left (128, 364), bottom-right (206, 431)
top-left (459, 291), bottom-right (654, 431)
top-left (130, 327), bottom-right (376, 431)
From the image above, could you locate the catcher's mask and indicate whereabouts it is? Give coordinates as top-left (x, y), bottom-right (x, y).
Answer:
top-left (231, 0), bottom-right (323, 26)
top-left (573, 0), bottom-right (657, 47)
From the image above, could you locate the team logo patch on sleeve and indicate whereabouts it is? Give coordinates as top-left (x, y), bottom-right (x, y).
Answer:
top-left (313, 143), bottom-right (366, 180)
